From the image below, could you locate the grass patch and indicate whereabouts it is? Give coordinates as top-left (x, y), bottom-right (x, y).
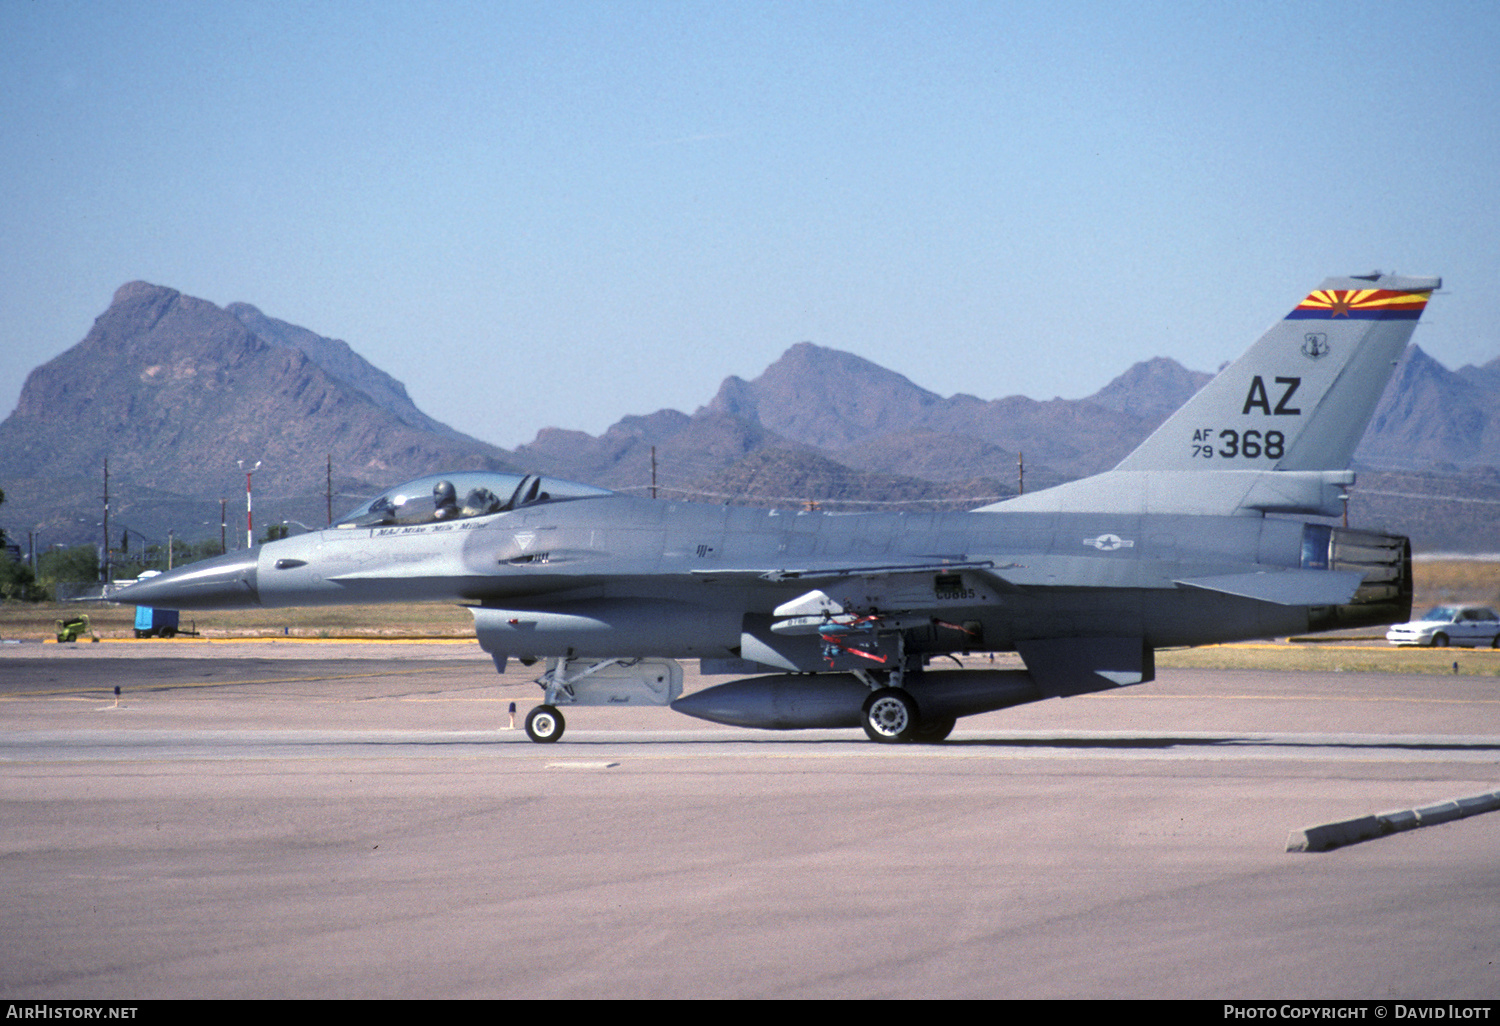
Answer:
top-left (0, 601), bottom-right (478, 640)
top-left (1157, 642), bottom-right (1500, 676)
top-left (1412, 558), bottom-right (1500, 608)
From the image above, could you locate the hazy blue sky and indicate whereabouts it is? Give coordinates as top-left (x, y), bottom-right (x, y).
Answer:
top-left (3, 1), bottom-right (1496, 450)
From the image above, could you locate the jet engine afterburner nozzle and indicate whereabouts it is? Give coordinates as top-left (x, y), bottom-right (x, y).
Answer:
top-left (1305, 528), bottom-right (1412, 633)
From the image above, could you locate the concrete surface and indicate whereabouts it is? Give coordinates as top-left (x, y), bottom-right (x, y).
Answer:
top-left (2, 641), bottom-right (1497, 999)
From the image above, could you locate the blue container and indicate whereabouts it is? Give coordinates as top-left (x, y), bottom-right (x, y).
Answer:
top-left (133, 606), bottom-right (180, 637)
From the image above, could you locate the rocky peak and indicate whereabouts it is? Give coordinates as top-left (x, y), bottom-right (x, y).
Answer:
top-left (1085, 356), bottom-right (1213, 421)
top-left (0, 283), bottom-right (515, 501)
top-left (705, 341), bottom-right (943, 449)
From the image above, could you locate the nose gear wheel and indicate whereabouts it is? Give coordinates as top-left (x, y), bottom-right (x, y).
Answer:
top-left (525, 704), bottom-right (565, 743)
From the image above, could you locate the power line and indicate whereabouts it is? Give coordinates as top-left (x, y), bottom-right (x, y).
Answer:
top-left (614, 483), bottom-right (1010, 508)
top-left (1355, 489), bottom-right (1500, 507)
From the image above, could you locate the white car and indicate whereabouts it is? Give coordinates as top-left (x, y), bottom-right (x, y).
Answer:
top-left (1386, 606), bottom-right (1500, 648)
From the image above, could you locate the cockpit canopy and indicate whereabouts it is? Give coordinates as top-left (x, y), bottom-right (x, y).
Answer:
top-left (335, 472), bottom-right (612, 529)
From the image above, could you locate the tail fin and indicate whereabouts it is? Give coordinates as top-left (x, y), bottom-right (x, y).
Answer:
top-left (975, 272), bottom-right (1439, 517)
top-left (1114, 272), bottom-right (1440, 473)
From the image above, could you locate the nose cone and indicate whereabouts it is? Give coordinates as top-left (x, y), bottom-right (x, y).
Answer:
top-left (114, 549), bottom-right (262, 609)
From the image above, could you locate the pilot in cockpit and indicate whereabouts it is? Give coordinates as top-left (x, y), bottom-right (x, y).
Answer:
top-left (432, 480), bottom-right (460, 520)
top-left (463, 487), bottom-right (502, 517)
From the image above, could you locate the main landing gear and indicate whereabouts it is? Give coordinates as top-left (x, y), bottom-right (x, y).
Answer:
top-left (861, 688), bottom-right (917, 742)
top-left (856, 674), bottom-right (956, 745)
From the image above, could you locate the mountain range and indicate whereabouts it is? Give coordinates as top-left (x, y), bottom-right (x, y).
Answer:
top-left (1, 281), bottom-right (1496, 554)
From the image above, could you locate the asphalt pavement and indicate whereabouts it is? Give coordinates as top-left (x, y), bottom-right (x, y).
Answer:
top-left (2, 641), bottom-right (1497, 999)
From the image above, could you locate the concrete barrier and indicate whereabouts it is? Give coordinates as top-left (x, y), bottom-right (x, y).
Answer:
top-left (1287, 789), bottom-right (1500, 852)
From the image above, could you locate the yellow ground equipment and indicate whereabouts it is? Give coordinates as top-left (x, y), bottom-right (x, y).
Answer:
top-left (55, 615), bottom-right (93, 643)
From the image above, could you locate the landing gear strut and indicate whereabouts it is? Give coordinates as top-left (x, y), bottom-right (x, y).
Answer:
top-left (853, 641), bottom-right (956, 743)
top-left (512, 657), bottom-right (685, 742)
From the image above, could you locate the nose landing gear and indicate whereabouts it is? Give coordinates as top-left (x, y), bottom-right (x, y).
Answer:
top-left (524, 704), bottom-right (565, 743)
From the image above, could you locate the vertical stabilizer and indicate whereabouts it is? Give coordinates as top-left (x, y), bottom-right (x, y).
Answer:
top-left (1113, 272), bottom-right (1439, 473)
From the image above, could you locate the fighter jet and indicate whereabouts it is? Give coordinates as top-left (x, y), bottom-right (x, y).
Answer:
top-left (116, 272), bottom-right (1438, 743)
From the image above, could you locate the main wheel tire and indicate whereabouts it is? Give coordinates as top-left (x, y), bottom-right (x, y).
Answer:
top-left (1432, 634), bottom-right (1450, 648)
top-left (911, 715), bottom-right (956, 743)
top-left (525, 704), bottom-right (565, 743)
top-left (861, 688), bottom-right (918, 744)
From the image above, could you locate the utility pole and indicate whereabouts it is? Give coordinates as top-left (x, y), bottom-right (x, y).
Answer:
top-left (220, 498), bottom-right (227, 554)
top-left (326, 454), bottom-right (333, 526)
top-left (237, 460), bottom-right (261, 548)
top-left (102, 458), bottom-right (111, 584)
top-left (651, 446), bottom-right (658, 500)
top-left (1017, 452), bottom-right (1024, 496)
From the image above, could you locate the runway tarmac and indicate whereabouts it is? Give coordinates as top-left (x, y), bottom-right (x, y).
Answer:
top-left (2, 641), bottom-right (1497, 999)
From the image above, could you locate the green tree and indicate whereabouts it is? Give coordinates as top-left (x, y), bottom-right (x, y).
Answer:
top-left (37, 545), bottom-right (100, 583)
top-left (0, 551), bottom-right (34, 601)
top-left (188, 538), bottom-right (225, 561)
top-left (0, 486), bottom-right (27, 598)
top-left (104, 535), bottom-right (220, 577)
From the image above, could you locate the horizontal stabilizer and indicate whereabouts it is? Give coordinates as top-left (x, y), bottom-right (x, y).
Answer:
top-left (1174, 569), bottom-right (1365, 606)
top-left (1015, 637), bottom-right (1155, 698)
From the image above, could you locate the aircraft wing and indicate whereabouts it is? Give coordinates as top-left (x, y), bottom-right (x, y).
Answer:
top-left (689, 558), bottom-right (1001, 584)
top-left (694, 553), bottom-right (1365, 609)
